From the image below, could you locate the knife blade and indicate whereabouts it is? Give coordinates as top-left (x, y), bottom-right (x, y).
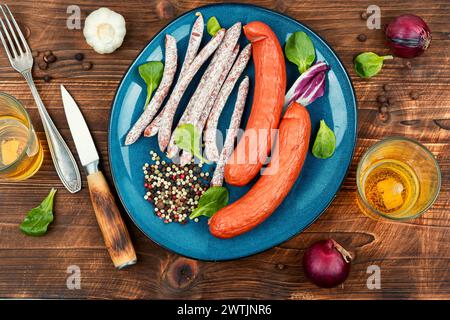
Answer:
top-left (60, 85), bottom-right (137, 269)
top-left (60, 85), bottom-right (99, 169)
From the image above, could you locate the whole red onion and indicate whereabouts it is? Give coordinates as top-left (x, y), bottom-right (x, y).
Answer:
top-left (385, 14), bottom-right (431, 58)
top-left (303, 239), bottom-right (352, 288)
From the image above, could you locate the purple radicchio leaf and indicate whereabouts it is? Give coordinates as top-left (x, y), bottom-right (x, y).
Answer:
top-left (284, 61), bottom-right (329, 108)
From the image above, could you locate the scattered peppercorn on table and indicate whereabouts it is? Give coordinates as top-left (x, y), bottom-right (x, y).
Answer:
top-left (0, 0), bottom-right (448, 299)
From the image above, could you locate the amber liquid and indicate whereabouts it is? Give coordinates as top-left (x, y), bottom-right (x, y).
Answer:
top-left (361, 159), bottom-right (419, 217)
top-left (0, 115), bottom-right (43, 181)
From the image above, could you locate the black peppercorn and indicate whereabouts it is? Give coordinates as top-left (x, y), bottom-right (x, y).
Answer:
top-left (74, 53), bottom-right (84, 61)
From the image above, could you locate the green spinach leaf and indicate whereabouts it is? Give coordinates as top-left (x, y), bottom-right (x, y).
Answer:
top-left (312, 120), bottom-right (336, 159)
top-left (354, 52), bottom-right (393, 78)
top-left (173, 123), bottom-right (209, 163)
top-left (285, 31), bottom-right (316, 74)
top-left (190, 186), bottom-right (229, 219)
top-left (206, 16), bottom-right (221, 36)
top-left (20, 188), bottom-right (57, 236)
top-left (138, 61), bottom-right (164, 109)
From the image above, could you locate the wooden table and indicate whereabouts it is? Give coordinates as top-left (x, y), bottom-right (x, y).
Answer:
top-left (0, 0), bottom-right (448, 300)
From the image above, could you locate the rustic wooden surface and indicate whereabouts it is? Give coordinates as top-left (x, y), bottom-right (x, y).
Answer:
top-left (0, 0), bottom-right (448, 300)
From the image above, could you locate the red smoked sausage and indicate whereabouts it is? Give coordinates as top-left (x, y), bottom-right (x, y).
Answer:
top-left (224, 21), bottom-right (286, 186)
top-left (209, 102), bottom-right (311, 239)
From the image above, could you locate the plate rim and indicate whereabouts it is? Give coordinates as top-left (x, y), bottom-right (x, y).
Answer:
top-left (108, 2), bottom-right (358, 262)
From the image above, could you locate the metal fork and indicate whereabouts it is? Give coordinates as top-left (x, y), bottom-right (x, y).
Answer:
top-left (0, 4), bottom-right (81, 193)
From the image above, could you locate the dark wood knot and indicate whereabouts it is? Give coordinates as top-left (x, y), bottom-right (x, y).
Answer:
top-left (400, 120), bottom-right (420, 126)
top-left (164, 257), bottom-right (199, 290)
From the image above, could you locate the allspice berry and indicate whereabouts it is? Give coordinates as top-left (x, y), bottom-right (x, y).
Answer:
top-left (37, 61), bottom-right (48, 70)
top-left (357, 34), bottom-right (367, 42)
top-left (377, 95), bottom-right (387, 103)
top-left (82, 61), bottom-right (93, 70)
top-left (44, 54), bottom-right (57, 63)
top-left (410, 91), bottom-right (420, 100)
top-left (156, 0), bottom-right (175, 20)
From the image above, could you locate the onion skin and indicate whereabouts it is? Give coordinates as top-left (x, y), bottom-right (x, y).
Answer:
top-left (303, 239), bottom-right (351, 288)
top-left (385, 14), bottom-right (431, 58)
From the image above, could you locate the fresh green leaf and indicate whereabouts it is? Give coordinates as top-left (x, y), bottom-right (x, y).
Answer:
top-left (285, 31), bottom-right (316, 74)
top-left (138, 61), bottom-right (164, 109)
top-left (312, 120), bottom-right (336, 159)
top-left (20, 188), bottom-right (57, 236)
top-left (189, 186), bottom-right (229, 219)
top-left (206, 16), bottom-right (221, 36)
top-left (173, 123), bottom-right (209, 163)
top-left (354, 52), bottom-right (393, 78)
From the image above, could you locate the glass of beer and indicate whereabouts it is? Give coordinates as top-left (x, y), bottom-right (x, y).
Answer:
top-left (357, 137), bottom-right (441, 220)
top-left (0, 93), bottom-right (43, 181)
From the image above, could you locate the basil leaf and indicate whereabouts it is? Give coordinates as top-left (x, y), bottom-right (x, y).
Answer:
top-left (173, 123), bottom-right (209, 163)
top-left (354, 52), bottom-right (393, 78)
top-left (138, 61), bottom-right (164, 109)
top-left (206, 16), bottom-right (221, 36)
top-left (312, 120), bottom-right (336, 159)
top-left (285, 31), bottom-right (316, 74)
top-left (190, 186), bottom-right (229, 219)
top-left (20, 188), bottom-right (57, 236)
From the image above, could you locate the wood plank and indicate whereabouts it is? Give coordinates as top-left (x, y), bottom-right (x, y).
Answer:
top-left (0, 0), bottom-right (448, 300)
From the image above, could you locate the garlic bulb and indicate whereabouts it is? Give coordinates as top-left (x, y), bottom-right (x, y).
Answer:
top-left (83, 8), bottom-right (126, 54)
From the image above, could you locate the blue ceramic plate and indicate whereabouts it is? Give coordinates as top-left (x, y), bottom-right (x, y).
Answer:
top-left (109, 3), bottom-right (357, 261)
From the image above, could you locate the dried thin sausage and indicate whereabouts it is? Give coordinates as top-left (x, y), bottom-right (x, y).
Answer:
top-left (166, 44), bottom-right (240, 159)
top-left (124, 35), bottom-right (177, 145)
top-left (175, 24), bottom-right (242, 163)
top-left (204, 43), bottom-right (252, 161)
top-left (156, 29), bottom-right (225, 151)
top-left (179, 12), bottom-right (204, 75)
top-left (211, 76), bottom-right (249, 186)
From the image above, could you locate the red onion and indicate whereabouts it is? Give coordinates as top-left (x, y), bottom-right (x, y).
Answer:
top-left (303, 239), bottom-right (352, 288)
top-left (385, 14), bottom-right (431, 58)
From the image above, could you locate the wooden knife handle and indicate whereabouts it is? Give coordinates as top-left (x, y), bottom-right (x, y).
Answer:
top-left (87, 171), bottom-right (137, 269)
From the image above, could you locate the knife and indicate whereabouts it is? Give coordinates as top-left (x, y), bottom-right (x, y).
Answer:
top-left (60, 85), bottom-right (137, 269)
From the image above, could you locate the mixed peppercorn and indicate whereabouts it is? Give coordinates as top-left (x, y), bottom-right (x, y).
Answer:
top-left (142, 150), bottom-right (211, 224)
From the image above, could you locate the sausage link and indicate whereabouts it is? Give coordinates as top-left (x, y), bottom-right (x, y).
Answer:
top-left (177, 23), bottom-right (242, 164)
top-left (156, 29), bottom-right (225, 151)
top-left (209, 102), bottom-right (311, 239)
top-left (180, 12), bottom-right (204, 75)
top-left (124, 35), bottom-right (177, 145)
top-left (224, 22), bottom-right (286, 186)
top-left (168, 44), bottom-right (240, 160)
top-left (143, 111), bottom-right (163, 137)
top-left (211, 76), bottom-right (249, 186)
top-left (204, 43), bottom-right (252, 161)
